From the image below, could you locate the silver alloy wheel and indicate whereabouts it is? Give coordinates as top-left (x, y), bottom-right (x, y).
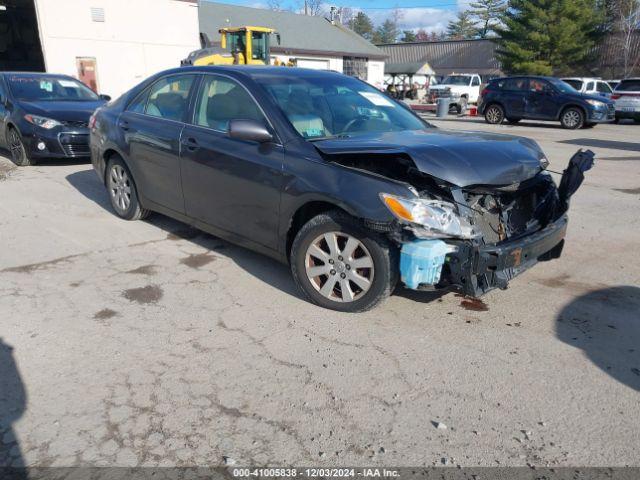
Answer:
top-left (305, 231), bottom-right (374, 303)
top-left (8, 129), bottom-right (25, 162)
top-left (486, 106), bottom-right (502, 124)
top-left (109, 164), bottom-right (132, 213)
top-left (563, 110), bottom-right (581, 128)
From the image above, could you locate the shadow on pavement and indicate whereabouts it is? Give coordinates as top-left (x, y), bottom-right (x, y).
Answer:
top-left (0, 338), bottom-right (27, 476)
top-left (556, 286), bottom-right (640, 392)
top-left (0, 148), bottom-right (91, 168)
top-left (65, 168), bottom-right (301, 300)
top-left (559, 138), bottom-right (640, 152)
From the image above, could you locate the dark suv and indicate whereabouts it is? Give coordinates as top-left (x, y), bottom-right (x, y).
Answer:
top-left (479, 76), bottom-right (615, 129)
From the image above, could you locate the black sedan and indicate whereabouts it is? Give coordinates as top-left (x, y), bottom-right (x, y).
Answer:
top-left (91, 66), bottom-right (590, 312)
top-left (0, 72), bottom-right (109, 166)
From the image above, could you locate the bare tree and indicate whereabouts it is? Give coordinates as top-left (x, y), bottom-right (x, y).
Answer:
top-left (300, 0), bottom-right (324, 16)
top-left (267, 0), bottom-right (282, 10)
top-left (612, 0), bottom-right (640, 77)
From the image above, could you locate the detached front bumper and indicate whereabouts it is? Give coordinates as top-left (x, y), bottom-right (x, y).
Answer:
top-left (446, 216), bottom-right (568, 297)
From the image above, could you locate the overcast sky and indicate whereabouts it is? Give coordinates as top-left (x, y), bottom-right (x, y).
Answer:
top-left (211, 0), bottom-right (472, 33)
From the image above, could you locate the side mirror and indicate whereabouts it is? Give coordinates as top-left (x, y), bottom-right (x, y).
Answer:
top-left (99, 94), bottom-right (111, 101)
top-left (228, 119), bottom-right (273, 143)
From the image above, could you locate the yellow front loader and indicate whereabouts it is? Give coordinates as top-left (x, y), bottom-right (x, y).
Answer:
top-left (181, 26), bottom-right (282, 67)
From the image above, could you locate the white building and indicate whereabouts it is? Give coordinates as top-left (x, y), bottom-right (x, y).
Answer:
top-left (0, 0), bottom-right (200, 97)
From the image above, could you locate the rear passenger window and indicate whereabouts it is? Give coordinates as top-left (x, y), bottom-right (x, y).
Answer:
top-left (194, 75), bottom-right (266, 131)
top-left (503, 78), bottom-right (529, 91)
top-left (585, 81), bottom-right (595, 91)
top-left (145, 75), bottom-right (195, 122)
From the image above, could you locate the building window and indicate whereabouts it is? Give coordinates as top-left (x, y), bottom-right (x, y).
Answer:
top-left (343, 56), bottom-right (368, 80)
top-left (91, 7), bottom-right (105, 22)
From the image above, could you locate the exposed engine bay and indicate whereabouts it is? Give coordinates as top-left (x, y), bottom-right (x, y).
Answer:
top-left (320, 148), bottom-right (595, 297)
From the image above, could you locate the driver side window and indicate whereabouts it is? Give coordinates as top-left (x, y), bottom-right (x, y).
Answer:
top-left (194, 75), bottom-right (266, 131)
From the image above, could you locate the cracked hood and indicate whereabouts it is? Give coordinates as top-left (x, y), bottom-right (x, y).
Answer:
top-left (313, 128), bottom-right (546, 187)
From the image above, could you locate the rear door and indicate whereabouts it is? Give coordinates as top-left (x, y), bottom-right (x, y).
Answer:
top-left (180, 74), bottom-right (284, 249)
top-left (499, 78), bottom-right (528, 117)
top-left (118, 73), bottom-right (197, 214)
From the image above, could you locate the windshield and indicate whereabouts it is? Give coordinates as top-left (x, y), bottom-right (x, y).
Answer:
top-left (442, 76), bottom-right (471, 85)
top-left (563, 79), bottom-right (583, 90)
top-left (256, 73), bottom-right (428, 140)
top-left (7, 75), bottom-right (99, 101)
top-left (549, 78), bottom-right (578, 94)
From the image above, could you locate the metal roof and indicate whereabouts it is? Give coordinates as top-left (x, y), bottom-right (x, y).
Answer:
top-left (198, 1), bottom-right (386, 59)
top-left (377, 39), bottom-right (503, 76)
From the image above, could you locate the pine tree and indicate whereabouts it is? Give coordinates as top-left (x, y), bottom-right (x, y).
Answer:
top-left (469, 0), bottom-right (507, 38)
top-left (401, 30), bottom-right (417, 42)
top-left (373, 19), bottom-right (400, 44)
top-left (495, 0), bottom-right (605, 75)
top-left (446, 11), bottom-right (477, 39)
top-left (348, 12), bottom-right (375, 41)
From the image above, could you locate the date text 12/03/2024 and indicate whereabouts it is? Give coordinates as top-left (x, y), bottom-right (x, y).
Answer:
top-left (232, 468), bottom-right (400, 477)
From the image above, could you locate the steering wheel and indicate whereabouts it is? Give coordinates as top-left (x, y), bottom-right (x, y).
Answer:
top-left (341, 116), bottom-right (368, 134)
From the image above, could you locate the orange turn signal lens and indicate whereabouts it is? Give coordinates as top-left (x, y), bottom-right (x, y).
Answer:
top-left (381, 194), bottom-right (414, 222)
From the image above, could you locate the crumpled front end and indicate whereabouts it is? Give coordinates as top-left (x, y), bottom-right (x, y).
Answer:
top-left (391, 150), bottom-right (594, 297)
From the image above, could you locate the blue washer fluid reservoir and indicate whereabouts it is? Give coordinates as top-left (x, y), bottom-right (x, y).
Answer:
top-left (400, 239), bottom-right (449, 290)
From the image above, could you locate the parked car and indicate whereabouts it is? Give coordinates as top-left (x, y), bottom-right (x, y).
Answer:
top-left (560, 77), bottom-right (613, 98)
top-left (479, 76), bottom-right (615, 129)
top-left (428, 73), bottom-right (482, 113)
top-left (612, 78), bottom-right (640, 123)
top-left (91, 66), bottom-right (589, 312)
top-left (0, 72), bottom-right (110, 166)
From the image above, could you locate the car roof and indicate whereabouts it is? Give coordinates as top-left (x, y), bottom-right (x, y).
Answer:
top-left (561, 77), bottom-right (602, 81)
top-left (166, 65), bottom-right (348, 81)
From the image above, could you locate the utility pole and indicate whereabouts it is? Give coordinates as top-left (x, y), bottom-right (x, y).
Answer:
top-left (304, 0), bottom-right (308, 15)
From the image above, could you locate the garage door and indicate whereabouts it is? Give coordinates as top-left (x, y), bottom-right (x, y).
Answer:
top-left (296, 58), bottom-right (330, 70)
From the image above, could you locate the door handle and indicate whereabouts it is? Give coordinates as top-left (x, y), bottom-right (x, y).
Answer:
top-left (182, 137), bottom-right (199, 152)
top-left (118, 120), bottom-right (130, 131)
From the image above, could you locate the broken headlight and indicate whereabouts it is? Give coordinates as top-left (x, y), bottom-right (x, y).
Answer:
top-left (380, 193), bottom-right (476, 239)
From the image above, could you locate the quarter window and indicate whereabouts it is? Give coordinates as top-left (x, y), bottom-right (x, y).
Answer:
top-left (194, 75), bottom-right (266, 131)
top-left (597, 82), bottom-right (612, 93)
top-left (144, 75), bottom-right (195, 121)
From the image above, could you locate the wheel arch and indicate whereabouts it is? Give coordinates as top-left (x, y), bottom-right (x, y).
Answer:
top-left (284, 200), bottom-right (353, 261)
top-left (102, 147), bottom-right (133, 184)
top-left (558, 103), bottom-right (587, 121)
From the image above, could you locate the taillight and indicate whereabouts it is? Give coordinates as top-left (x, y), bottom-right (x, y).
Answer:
top-left (88, 114), bottom-right (97, 129)
top-left (481, 88), bottom-right (490, 97)
top-left (611, 94), bottom-right (621, 100)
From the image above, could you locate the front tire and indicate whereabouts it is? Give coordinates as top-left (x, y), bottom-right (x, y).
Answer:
top-left (106, 156), bottom-right (149, 221)
top-left (8, 127), bottom-right (35, 166)
top-left (484, 104), bottom-right (504, 124)
top-left (290, 211), bottom-right (398, 312)
top-left (560, 107), bottom-right (585, 129)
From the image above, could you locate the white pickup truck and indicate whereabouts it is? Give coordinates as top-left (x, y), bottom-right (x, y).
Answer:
top-left (428, 74), bottom-right (482, 113)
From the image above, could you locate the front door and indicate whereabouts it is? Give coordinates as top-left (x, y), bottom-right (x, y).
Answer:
top-left (180, 74), bottom-right (284, 250)
top-left (119, 73), bottom-right (197, 214)
top-left (525, 79), bottom-right (558, 119)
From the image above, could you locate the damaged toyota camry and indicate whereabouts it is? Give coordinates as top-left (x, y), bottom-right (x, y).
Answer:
top-left (90, 66), bottom-right (592, 312)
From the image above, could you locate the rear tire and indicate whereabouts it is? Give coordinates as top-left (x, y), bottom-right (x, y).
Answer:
top-left (560, 107), bottom-right (585, 129)
top-left (106, 155), bottom-right (149, 221)
top-left (290, 210), bottom-right (398, 312)
top-left (8, 127), bottom-right (35, 166)
top-left (484, 104), bottom-right (504, 124)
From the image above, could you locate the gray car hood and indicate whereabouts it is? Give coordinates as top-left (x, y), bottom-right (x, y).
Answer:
top-left (313, 128), bottom-right (546, 187)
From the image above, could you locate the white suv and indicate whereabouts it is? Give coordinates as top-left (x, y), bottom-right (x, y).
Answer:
top-left (612, 78), bottom-right (640, 123)
top-left (561, 77), bottom-right (613, 98)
